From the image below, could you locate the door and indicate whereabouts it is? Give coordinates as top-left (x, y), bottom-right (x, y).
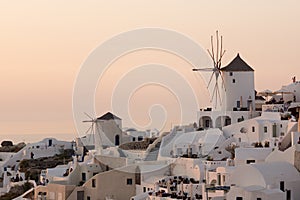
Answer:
top-left (115, 135), bottom-right (120, 146)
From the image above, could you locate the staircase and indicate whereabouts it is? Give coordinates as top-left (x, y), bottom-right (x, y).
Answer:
top-left (144, 141), bottom-right (161, 161)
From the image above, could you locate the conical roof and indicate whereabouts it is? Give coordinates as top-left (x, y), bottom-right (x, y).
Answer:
top-left (97, 112), bottom-right (121, 120)
top-left (221, 54), bottom-right (254, 72)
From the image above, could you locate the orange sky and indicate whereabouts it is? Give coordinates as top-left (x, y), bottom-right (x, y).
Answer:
top-left (0, 1), bottom-right (299, 136)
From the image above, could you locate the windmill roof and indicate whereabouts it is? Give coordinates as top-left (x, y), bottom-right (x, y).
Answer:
top-left (221, 54), bottom-right (254, 72)
top-left (97, 112), bottom-right (121, 120)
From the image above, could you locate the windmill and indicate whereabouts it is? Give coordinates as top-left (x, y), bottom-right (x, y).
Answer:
top-left (193, 31), bottom-right (226, 109)
top-left (82, 112), bottom-right (103, 151)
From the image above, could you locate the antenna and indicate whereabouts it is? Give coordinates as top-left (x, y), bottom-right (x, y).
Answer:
top-left (192, 31), bottom-right (226, 109)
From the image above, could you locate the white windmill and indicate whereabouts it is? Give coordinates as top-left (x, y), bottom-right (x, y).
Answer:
top-left (193, 31), bottom-right (226, 110)
top-left (82, 112), bottom-right (103, 152)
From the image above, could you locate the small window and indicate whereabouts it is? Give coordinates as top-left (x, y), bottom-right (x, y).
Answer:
top-left (143, 187), bottom-right (146, 192)
top-left (127, 178), bottom-right (133, 185)
top-left (132, 137), bottom-right (135, 142)
top-left (92, 179), bottom-right (96, 188)
top-left (229, 72), bottom-right (233, 76)
top-left (236, 197), bottom-right (243, 200)
top-left (246, 160), bottom-right (255, 164)
top-left (252, 126), bottom-right (255, 132)
top-left (257, 198), bottom-right (262, 200)
top-left (280, 124), bottom-right (282, 128)
top-left (237, 101), bottom-right (240, 108)
top-left (87, 196), bottom-right (91, 200)
top-left (280, 181), bottom-right (284, 192)
top-left (264, 126), bottom-right (268, 133)
top-left (82, 173), bottom-right (86, 181)
top-left (233, 79), bottom-right (236, 83)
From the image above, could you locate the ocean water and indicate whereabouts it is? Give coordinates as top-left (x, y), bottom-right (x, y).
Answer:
top-left (0, 133), bottom-right (77, 144)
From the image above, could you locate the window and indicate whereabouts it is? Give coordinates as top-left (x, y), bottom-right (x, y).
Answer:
top-left (143, 187), bottom-right (146, 192)
top-left (127, 178), bottom-right (133, 185)
top-left (237, 101), bottom-right (241, 108)
top-left (264, 126), bottom-right (268, 133)
top-left (82, 173), bottom-right (86, 181)
top-left (236, 197), bottom-right (243, 200)
top-left (229, 72), bottom-right (233, 76)
top-left (223, 175), bottom-right (226, 184)
top-left (132, 137), bottom-right (135, 142)
top-left (252, 126), bottom-right (255, 132)
top-left (246, 160), bottom-right (255, 164)
top-left (233, 79), bottom-right (236, 83)
top-left (92, 179), bottom-right (96, 188)
top-left (257, 198), bottom-right (262, 200)
top-left (87, 196), bottom-right (91, 200)
top-left (217, 173), bottom-right (221, 185)
top-left (280, 181), bottom-right (284, 192)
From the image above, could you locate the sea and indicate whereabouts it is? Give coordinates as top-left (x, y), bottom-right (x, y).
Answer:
top-left (0, 133), bottom-right (77, 144)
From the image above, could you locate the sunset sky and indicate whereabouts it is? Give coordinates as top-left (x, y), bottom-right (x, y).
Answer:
top-left (0, 1), bottom-right (299, 138)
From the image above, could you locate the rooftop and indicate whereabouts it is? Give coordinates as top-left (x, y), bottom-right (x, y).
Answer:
top-left (221, 53), bottom-right (254, 72)
top-left (97, 112), bottom-right (121, 120)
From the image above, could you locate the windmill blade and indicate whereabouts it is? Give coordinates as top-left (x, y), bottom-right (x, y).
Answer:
top-left (210, 35), bottom-right (215, 62)
top-left (92, 122), bottom-right (95, 145)
top-left (192, 68), bottom-right (214, 71)
top-left (216, 82), bottom-right (223, 106)
top-left (217, 50), bottom-right (226, 68)
top-left (207, 72), bottom-right (215, 88)
top-left (217, 70), bottom-right (226, 91)
top-left (207, 49), bottom-right (216, 66)
top-left (216, 31), bottom-right (219, 65)
top-left (210, 83), bottom-right (217, 103)
top-left (85, 125), bottom-right (92, 135)
top-left (83, 120), bottom-right (94, 123)
top-left (84, 112), bottom-right (94, 120)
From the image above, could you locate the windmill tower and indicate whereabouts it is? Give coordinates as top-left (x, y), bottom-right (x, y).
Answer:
top-left (193, 31), bottom-right (226, 110)
top-left (220, 54), bottom-right (255, 112)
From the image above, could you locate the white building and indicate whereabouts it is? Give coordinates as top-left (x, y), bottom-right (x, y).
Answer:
top-left (228, 162), bottom-right (300, 200)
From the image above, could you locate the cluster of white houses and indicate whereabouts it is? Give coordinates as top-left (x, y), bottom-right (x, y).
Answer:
top-left (1, 54), bottom-right (300, 200)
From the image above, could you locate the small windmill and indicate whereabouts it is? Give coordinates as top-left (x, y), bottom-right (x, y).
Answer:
top-left (82, 112), bottom-right (103, 151)
top-left (193, 31), bottom-right (226, 109)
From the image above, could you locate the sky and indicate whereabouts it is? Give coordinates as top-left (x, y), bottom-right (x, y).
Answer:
top-left (0, 1), bottom-right (300, 139)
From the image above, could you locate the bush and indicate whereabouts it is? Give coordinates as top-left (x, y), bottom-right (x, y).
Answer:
top-left (1, 141), bottom-right (13, 147)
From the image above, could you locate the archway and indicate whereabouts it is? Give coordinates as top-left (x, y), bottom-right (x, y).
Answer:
top-left (215, 116), bottom-right (231, 128)
top-left (199, 116), bottom-right (213, 129)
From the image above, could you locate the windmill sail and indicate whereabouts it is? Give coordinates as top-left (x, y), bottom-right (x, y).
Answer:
top-left (193, 31), bottom-right (226, 109)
